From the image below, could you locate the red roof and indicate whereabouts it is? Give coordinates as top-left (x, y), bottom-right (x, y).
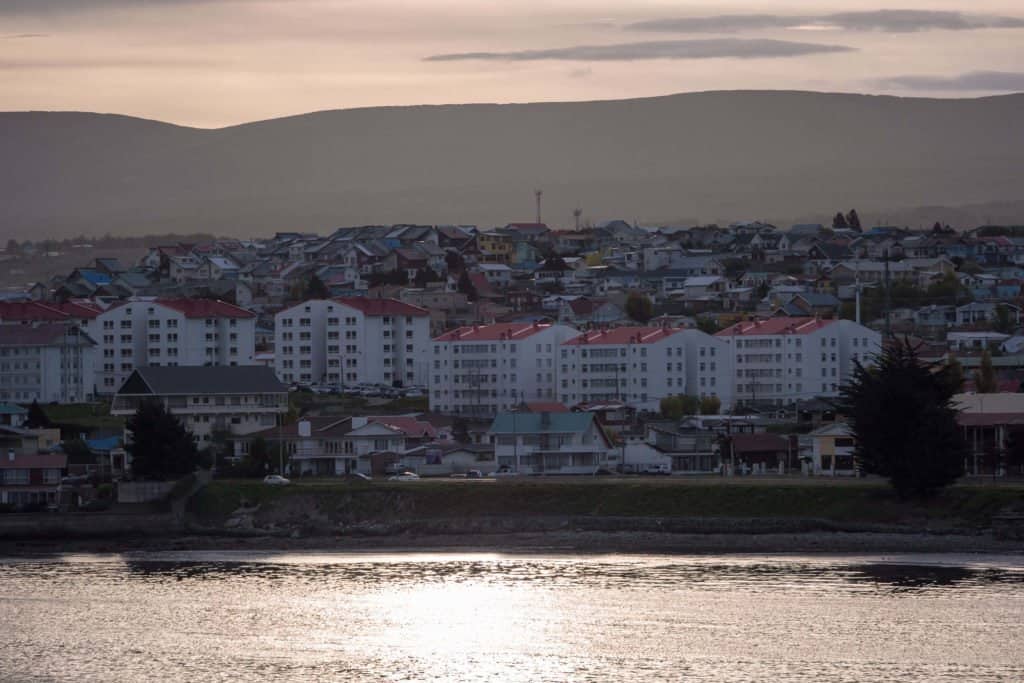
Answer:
top-left (0, 301), bottom-right (69, 322)
top-left (0, 453), bottom-right (67, 469)
top-left (334, 297), bottom-right (429, 317)
top-left (715, 317), bottom-right (836, 337)
top-left (54, 301), bottom-right (102, 318)
top-left (468, 273), bottom-right (494, 296)
top-left (564, 326), bottom-right (683, 346)
top-left (524, 401), bottom-right (570, 413)
top-left (155, 299), bottom-right (255, 319)
top-left (367, 416), bottom-right (437, 438)
top-left (0, 323), bottom-right (90, 346)
top-left (731, 433), bottom-right (789, 454)
top-left (434, 322), bottom-right (556, 342)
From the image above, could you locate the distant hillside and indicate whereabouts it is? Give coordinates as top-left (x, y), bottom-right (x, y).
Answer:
top-left (2, 91), bottom-right (1023, 239)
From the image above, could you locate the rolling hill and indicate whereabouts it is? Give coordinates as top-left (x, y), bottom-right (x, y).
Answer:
top-left (2, 90), bottom-right (1023, 239)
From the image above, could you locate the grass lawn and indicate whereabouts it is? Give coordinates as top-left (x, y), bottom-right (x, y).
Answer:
top-left (42, 402), bottom-right (124, 434)
top-left (188, 477), bottom-right (1024, 530)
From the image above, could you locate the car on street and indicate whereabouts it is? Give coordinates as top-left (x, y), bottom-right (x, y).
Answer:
top-left (263, 474), bottom-right (291, 486)
top-left (387, 472), bottom-right (421, 481)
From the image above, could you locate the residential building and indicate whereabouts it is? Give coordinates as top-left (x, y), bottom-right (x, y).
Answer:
top-left (430, 322), bottom-right (579, 417)
top-left (558, 326), bottom-right (734, 412)
top-left (0, 450), bottom-right (66, 510)
top-left (94, 298), bottom-right (257, 394)
top-left (716, 317), bottom-right (881, 406)
top-left (488, 411), bottom-right (613, 474)
top-left (0, 324), bottom-right (96, 403)
top-left (274, 297), bottom-right (431, 388)
top-left (798, 422), bottom-right (857, 475)
top-left (110, 366), bottom-right (288, 449)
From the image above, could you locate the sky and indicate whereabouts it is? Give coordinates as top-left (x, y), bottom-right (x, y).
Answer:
top-left (1, 0), bottom-right (1023, 128)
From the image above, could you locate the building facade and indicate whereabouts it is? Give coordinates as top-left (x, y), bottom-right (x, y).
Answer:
top-left (430, 323), bottom-right (579, 417)
top-left (111, 366), bottom-right (288, 448)
top-left (557, 326), bottom-right (734, 412)
top-left (274, 297), bottom-right (431, 388)
top-left (715, 317), bottom-right (881, 406)
top-left (0, 324), bottom-right (96, 403)
top-left (94, 299), bottom-right (257, 394)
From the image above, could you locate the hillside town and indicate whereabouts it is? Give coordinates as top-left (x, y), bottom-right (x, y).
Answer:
top-left (2, 215), bottom-right (1024, 508)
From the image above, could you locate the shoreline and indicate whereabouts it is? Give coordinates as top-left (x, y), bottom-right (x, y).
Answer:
top-left (3, 529), bottom-right (1022, 557)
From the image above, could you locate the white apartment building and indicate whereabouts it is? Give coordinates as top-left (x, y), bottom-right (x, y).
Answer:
top-left (94, 299), bottom-right (257, 394)
top-left (111, 366), bottom-right (288, 448)
top-left (430, 322), bottom-right (579, 417)
top-left (0, 324), bottom-right (97, 404)
top-left (557, 326), bottom-right (734, 412)
top-left (275, 298), bottom-right (431, 388)
top-left (715, 317), bottom-right (881, 406)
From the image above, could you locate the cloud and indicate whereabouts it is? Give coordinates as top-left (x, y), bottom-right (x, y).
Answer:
top-left (0, 0), bottom-right (236, 14)
top-left (2, 33), bottom-right (48, 39)
top-left (0, 56), bottom-right (221, 70)
top-left (876, 71), bottom-right (1024, 92)
top-left (629, 10), bottom-right (1024, 34)
top-left (568, 67), bottom-right (593, 79)
top-left (425, 38), bottom-right (852, 62)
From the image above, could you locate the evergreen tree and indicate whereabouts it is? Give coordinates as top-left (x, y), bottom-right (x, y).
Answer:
top-left (303, 274), bottom-right (329, 300)
top-left (945, 354), bottom-right (965, 394)
top-left (445, 250), bottom-right (464, 273)
top-left (24, 400), bottom-right (52, 428)
top-left (846, 209), bottom-right (862, 231)
top-left (625, 291), bottom-right (654, 323)
top-left (125, 400), bottom-right (200, 480)
top-left (836, 339), bottom-right (965, 498)
top-left (993, 304), bottom-right (1015, 334)
top-left (457, 270), bottom-right (478, 302)
top-left (974, 350), bottom-right (998, 393)
top-left (832, 212), bottom-right (848, 229)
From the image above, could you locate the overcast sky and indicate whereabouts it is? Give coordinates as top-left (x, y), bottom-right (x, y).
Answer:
top-left (2, 0), bottom-right (1022, 127)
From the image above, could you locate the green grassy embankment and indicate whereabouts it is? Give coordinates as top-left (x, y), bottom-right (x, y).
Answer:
top-left (187, 478), bottom-right (1024, 531)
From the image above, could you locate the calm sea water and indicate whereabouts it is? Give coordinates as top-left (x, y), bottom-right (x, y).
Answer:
top-left (2, 551), bottom-right (1023, 682)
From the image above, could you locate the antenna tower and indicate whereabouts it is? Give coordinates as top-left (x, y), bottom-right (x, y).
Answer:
top-left (573, 206), bottom-right (582, 231)
top-left (534, 189), bottom-right (543, 224)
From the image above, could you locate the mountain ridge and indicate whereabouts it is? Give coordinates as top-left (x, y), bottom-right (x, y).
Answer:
top-left (2, 90), bottom-right (1023, 239)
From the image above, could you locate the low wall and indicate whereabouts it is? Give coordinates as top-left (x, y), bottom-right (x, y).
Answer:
top-left (0, 512), bottom-right (182, 539)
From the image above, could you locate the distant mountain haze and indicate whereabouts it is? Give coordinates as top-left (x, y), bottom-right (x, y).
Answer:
top-left (2, 90), bottom-right (1023, 240)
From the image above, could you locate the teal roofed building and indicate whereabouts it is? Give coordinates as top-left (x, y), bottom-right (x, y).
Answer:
top-left (487, 411), bottom-right (613, 475)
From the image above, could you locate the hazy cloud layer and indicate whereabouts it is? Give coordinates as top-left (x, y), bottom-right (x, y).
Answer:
top-left (630, 10), bottom-right (1024, 34)
top-left (877, 71), bottom-right (1024, 91)
top-left (426, 38), bottom-right (852, 62)
top-left (0, 0), bottom-right (231, 13)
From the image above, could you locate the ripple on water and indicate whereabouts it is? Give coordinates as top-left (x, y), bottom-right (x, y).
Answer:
top-left (2, 553), bottom-right (1022, 682)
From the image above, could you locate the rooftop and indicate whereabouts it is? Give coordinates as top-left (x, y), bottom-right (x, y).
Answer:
top-left (434, 322), bottom-right (557, 343)
top-left (116, 366), bottom-right (287, 396)
top-left (153, 298), bottom-right (255, 319)
top-left (564, 326), bottom-right (684, 346)
top-left (715, 317), bottom-right (836, 337)
top-left (0, 324), bottom-right (94, 347)
top-left (334, 297), bottom-right (429, 317)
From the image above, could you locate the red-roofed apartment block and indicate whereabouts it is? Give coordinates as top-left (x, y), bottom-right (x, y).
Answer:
top-left (560, 326), bottom-right (734, 412)
top-left (430, 322), bottom-right (579, 417)
top-left (274, 298), bottom-right (431, 389)
top-left (94, 298), bottom-right (258, 394)
top-left (715, 317), bottom-right (881, 405)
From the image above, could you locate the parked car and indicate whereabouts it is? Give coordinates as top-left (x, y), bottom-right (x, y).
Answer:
top-left (263, 474), bottom-right (291, 486)
top-left (403, 389), bottom-right (425, 398)
top-left (345, 472), bottom-right (372, 481)
top-left (466, 470), bottom-right (483, 479)
top-left (387, 472), bottom-right (421, 481)
top-left (641, 464), bottom-right (671, 475)
top-left (488, 466), bottom-right (519, 478)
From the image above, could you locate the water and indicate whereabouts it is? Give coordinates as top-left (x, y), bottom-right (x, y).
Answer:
top-left (3, 551), bottom-right (1023, 682)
